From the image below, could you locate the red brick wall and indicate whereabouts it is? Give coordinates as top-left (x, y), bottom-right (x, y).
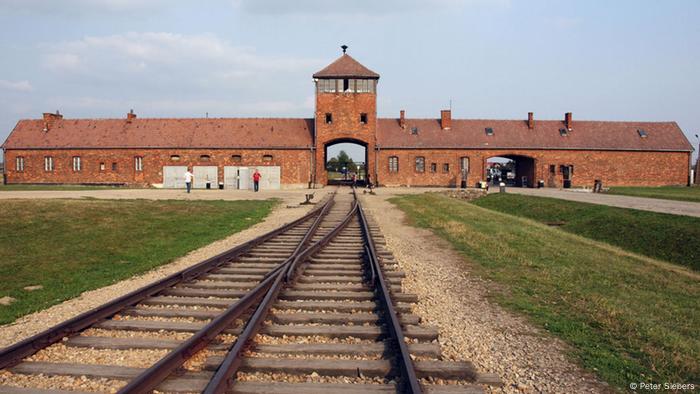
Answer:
top-left (4, 149), bottom-right (312, 187)
top-left (376, 149), bottom-right (690, 187)
top-left (314, 91), bottom-right (376, 185)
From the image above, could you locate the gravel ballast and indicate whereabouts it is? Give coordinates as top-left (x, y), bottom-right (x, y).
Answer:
top-left (360, 191), bottom-right (610, 394)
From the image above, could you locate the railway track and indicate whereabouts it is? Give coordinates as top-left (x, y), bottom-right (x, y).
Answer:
top-left (0, 188), bottom-right (501, 393)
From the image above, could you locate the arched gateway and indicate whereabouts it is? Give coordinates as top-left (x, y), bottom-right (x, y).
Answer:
top-left (312, 52), bottom-right (379, 186)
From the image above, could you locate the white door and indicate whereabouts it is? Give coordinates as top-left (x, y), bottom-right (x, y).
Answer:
top-left (223, 166), bottom-right (239, 189)
top-left (193, 166), bottom-right (218, 189)
top-left (258, 166), bottom-right (281, 190)
top-left (163, 166), bottom-right (187, 189)
top-left (238, 167), bottom-right (250, 190)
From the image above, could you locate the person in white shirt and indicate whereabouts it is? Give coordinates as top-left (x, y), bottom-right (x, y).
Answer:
top-left (184, 168), bottom-right (194, 193)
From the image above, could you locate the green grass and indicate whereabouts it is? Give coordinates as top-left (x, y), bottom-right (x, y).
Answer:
top-left (472, 193), bottom-right (700, 271)
top-left (391, 193), bottom-right (699, 391)
top-left (607, 185), bottom-right (700, 203)
top-left (0, 183), bottom-right (139, 191)
top-left (0, 198), bottom-right (275, 324)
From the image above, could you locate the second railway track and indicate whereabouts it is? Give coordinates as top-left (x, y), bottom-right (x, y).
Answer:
top-left (0, 188), bottom-right (501, 393)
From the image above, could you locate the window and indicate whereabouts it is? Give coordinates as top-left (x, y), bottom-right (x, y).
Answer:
top-left (170, 155), bottom-right (181, 161)
top-left (343, 78), bottom-right (350, 92)
top-left (200, 154), bottom-right (211, 161)
top-left (325, 113), bottom-right (333, 124)
top-left (356, 79), bottom-right (368, 93)
top-left (411, 127), bottom-right (419, 135)
top-left (430, 163), bottom-right (437, 173)
top-left (112, 162), bottom-right (117, 171)
top-left (100, 162), bottom-right (106, 171)
top-left (231, 154), bottom-right (242, 163)
top-left (460, 157), bottom-right (470, 173)
top-left (637, 129), bottom-right (648, 138)
top-left (415, 156), bottom-right (425, 173)
top-left (388, 156), bottom-right (399, 173)
top-left (135, 156), bottom-right (143, 172)
top-left (360, 113), bottom-right (368, 124)
top-left (485, 127), bottom-right (494, 136)
top-left (44, 156), bottom-right (53, 171)
top-left (15, 156), bottom-right (24, 172)
top-left (72, 156), bottom-right (81, 171)
top-left (443, 163), bottom-right (450, 173)
top-left (549, 165), bottom-right (556, 175)
top-left (559, 128), bottom-right (568, 136)
top-left (317, 79), bottom-right (336, 93)
top-left (263, 154), bottom-right (273, 162)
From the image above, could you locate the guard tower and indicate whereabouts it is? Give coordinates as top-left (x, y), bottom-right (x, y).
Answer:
top-left (313, 46), bottom-right (380, 186)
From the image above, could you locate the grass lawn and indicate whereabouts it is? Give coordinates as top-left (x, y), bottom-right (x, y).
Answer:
top-left (391, 193), bottom-right (699, 391)
top-left (0, 198), bottom-right (275, 324)
top-left (607, 185), bottom-right (700, 203)
top-left (472, 193), bottom-right (700, 271)
top-left (0, 184), bottom-right (138, 191)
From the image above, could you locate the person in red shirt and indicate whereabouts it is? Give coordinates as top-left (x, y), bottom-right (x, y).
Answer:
top-left (252, 169), bottom-right (261, 192)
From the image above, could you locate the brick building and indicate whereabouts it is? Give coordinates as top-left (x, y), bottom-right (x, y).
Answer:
top-left (2, 51), bottom-right (694, 189)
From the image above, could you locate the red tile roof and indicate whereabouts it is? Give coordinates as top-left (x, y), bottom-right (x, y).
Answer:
top-left (3, 118), bottom-right (315, 149)
top-left (313, 54), bottom-right (380, 79)
top-left (2, 116), bottom-right (692, 153)
top-left (376, 118), bottom-right (693, 152)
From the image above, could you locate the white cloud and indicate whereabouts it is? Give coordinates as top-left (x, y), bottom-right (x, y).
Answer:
top-left (232, 0), bottom-right (510, 15)
top-left (42, 32), bottom-right (322, 83)
top-left (0, 79), bottom-right (33, 92)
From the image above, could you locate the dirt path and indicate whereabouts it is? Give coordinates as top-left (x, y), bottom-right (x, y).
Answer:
top-left (0, 196), bottom-right (323, 348)
top-left (499, 187), bottom-right (700, 218)
top-left (361, 190), bottom-right (610, 394)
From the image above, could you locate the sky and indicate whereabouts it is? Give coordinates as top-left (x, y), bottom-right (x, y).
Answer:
top-left (0, 0), bottom-right (698, 163)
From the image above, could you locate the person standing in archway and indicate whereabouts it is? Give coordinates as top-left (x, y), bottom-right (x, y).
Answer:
top-left (253, 169), bottom-right (261, 192)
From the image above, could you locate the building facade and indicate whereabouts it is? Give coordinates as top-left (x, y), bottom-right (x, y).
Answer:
top-left (2, 52), bottom-right (694, 188)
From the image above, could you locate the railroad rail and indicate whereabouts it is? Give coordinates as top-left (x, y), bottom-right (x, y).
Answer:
top-left (0, 188), bottom-right (501, 393)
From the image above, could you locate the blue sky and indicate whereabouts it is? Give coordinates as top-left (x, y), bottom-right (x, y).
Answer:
top-left (0, 0), bottom-right (698, 163)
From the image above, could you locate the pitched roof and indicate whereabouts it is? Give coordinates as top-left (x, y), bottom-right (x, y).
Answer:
top-left (2, 118), bottom-right (314, 149)
top-left (376, 118), bottom-right (693, 152)
top-left (313, 54), bottom-right (380, 79)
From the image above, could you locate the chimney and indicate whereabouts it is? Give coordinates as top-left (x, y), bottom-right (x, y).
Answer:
top-left (42, 110), bottom-right (63, 132)
top-left (127, 109), bottom-right (137, 123)
top-left (527, 112), bottom-right (535, 129)
top-left (399, 110), bottom-right (406, 129)
top-left (565, 112), bottom-right (573, 130)
top-left (440, 109), bottom-right (451, 130)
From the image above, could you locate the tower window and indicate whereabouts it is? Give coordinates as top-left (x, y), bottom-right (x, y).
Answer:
top-left (360, 113), bottom-right (368, 124)
top-left (388, 156), bottom-right (399, 173)
top-left (325, 113), bottom-right (333, 124)
top-left (343, 79), bottom-right (350, 92)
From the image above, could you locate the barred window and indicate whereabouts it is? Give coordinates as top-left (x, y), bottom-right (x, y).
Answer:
top-left (72, 156), bottom-right (81, 171)
top-left (135, 156), bottom-right (143, 172)
top-left (415, 156), bottom-right (425, 173)
top-left (44, 156), bottom-right (54, 171)
top-left (15, 156), bottom-right (24, 172)
top-left (388, 156), bottom-right (399, 173)
top-left (430, 163), bottom-right (437, 173)
top-left (112, 162), bottom-right (118, 171)
top-left (443, 163), bottom-right (450, 173)
top-left (100, 162), bottom-right (106, 171)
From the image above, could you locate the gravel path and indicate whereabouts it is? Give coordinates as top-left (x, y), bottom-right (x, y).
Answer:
top-left (497, 187), bottom-right (700, 218)
top-left (0, 194), bottom-right (323, 348)
top-left (360, 190), bottom-right (611, 394)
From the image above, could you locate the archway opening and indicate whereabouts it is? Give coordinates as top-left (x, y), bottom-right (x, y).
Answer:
top-left (486, 155), bottom-right (536, 187)
top-left (324, 139), bottom-right (368, 186)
